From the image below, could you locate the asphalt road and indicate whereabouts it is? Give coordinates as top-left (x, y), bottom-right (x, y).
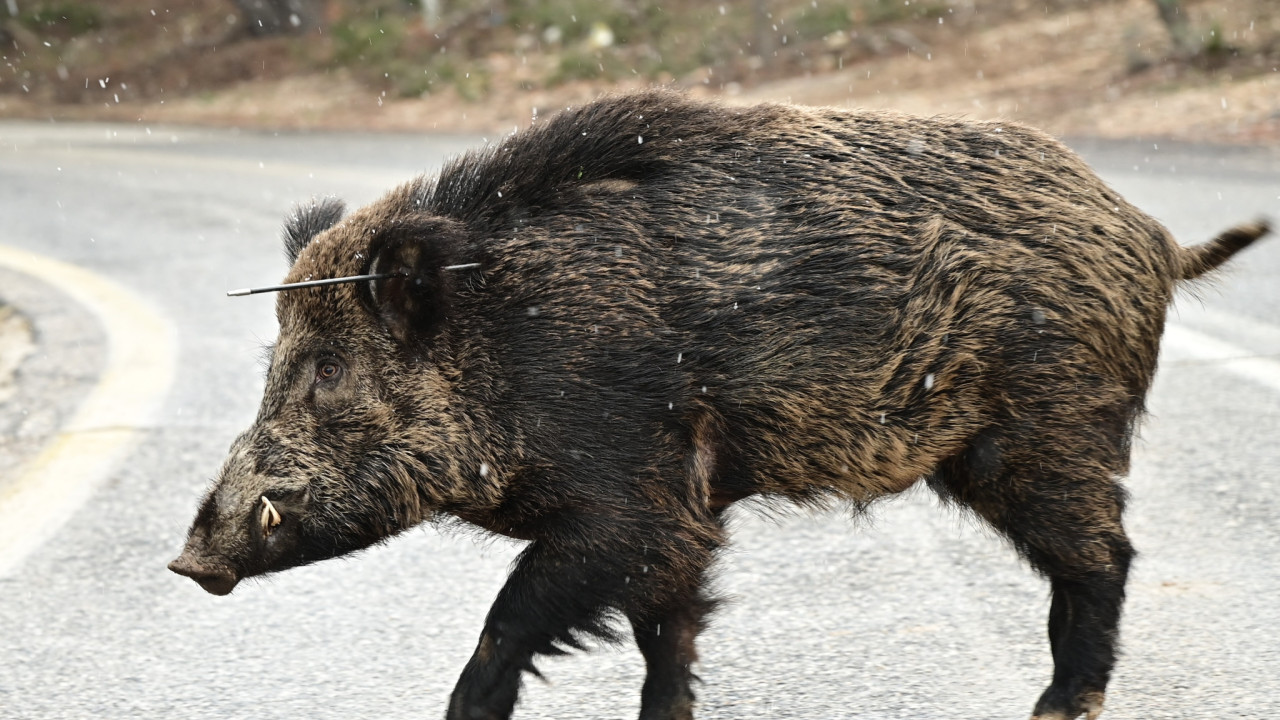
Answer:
top-left (0, 120), bottom-right (1277, 720)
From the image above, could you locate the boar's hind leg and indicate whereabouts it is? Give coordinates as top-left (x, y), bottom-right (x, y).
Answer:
top-left (932, 428), bottom-right (1134, 720)
top-left (447, 517), bottom-right (721, 720)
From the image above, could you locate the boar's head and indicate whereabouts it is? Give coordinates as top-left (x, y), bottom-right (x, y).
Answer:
top-left (170, 191), bottom-right (493, 595)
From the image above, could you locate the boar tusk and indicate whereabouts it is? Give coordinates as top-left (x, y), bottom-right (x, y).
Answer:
top-left (260, 496), bottom-right (282, 537)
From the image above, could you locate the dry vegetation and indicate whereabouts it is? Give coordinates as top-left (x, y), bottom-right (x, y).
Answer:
top-left (0, 0), bottom-right (1277, 142)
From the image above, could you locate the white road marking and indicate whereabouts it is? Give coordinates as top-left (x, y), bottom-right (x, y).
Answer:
top-left (0, 245), bottom-right (176, 577)
top-left (1163, 322), bottom-right (1280, 394)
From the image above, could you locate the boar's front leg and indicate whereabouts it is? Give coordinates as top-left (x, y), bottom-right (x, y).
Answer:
top-left (447, 515), bottom-right (721, 720)
top-left (628, 592), bottom-right (717, 720)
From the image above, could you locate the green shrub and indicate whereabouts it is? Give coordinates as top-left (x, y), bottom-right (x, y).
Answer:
top-left (331, 17), bottom-right (405, 67)
top-left (1202, 21), bottom-right (1228, 56)
top-left (860, 0), bottom-right (947, 25)
top-left (19, 1), bottom-right (101, 36)
top-left (384, 56), bottom-right (490, 100)
top-left (505, 0), bottom-right (633, 44)
top-left (792, 3), bottom-right (852, 38)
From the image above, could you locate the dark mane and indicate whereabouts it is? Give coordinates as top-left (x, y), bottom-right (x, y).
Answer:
top-left (282, 197), bottom-right (346, 265)
top-left (418, 89), bottom-right (746, 230)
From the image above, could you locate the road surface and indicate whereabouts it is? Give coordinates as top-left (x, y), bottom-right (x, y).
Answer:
top-left (0, 121), bottom-right (1277, 719)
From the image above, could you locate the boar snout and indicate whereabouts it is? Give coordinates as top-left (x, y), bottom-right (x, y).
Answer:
top-left (168, 552), bottom-right (239, 596)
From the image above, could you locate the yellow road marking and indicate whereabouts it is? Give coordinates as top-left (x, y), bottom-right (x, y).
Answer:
top-left (0, 245), bottom-right (176, 577)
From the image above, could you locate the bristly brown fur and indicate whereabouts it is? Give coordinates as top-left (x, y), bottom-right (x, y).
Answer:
top-left (170, 89), bottom-right (1269, 720)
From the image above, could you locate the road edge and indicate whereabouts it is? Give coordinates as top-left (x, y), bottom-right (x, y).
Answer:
top-left (0, 244), bottom-right (177, 577)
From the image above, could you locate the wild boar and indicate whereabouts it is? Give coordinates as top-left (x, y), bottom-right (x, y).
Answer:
top-left (169, 89), bottom-right (1269, 720)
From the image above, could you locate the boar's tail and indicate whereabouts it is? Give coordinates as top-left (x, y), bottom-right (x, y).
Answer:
top-left (1177, 219), bottom-right (1271, 281)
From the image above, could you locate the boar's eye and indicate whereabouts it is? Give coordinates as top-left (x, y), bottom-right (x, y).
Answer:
top-left (315, 360), bottom-right (342, 384)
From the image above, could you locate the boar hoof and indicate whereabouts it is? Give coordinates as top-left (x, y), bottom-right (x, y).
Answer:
top-left (446, 658), bottom-right (520, 720)
top-left (1031, 688), bottom-right (1105, 720)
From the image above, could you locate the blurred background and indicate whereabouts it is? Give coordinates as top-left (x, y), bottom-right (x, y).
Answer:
top-left (0, 0), bottom-right (1277, 141)
top-left (2, 4), bottom-right (1280, 719)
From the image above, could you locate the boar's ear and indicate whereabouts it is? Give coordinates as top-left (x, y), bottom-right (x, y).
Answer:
top-left (367, 234), bottom-right (459, 345)
top-left (283, 198), bottom-right (346, 266)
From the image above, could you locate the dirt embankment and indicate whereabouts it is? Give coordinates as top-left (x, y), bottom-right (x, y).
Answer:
top-left (0, 0), bottom-right (1277, 143)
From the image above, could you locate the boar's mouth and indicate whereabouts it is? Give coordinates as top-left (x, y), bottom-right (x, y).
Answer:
top-left (167, 554), bottom-right (240, 596)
